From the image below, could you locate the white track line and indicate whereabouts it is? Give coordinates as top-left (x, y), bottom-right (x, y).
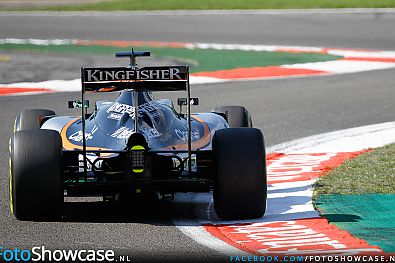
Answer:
top-left (283, 60), bottom-right (395, 74)
top-left (268, 122), bottom-right (395, 153)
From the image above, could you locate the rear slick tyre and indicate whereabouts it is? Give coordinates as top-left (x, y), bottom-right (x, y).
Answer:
top-left (213, 128), bottom-right (267, 220)
top-left (11, 130), bottom-right (63, 221)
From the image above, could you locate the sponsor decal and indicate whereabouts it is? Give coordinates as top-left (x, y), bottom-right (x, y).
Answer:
top-left (106, 102), bottom-right (134, 118)
top-left (68, 125), bottom-right (98, 142)
top-left (141, 127), bottom-right (161, 139)
top-left (111, 126), bottom-right (133, 139)
top-left (111, 126), bottom-right (161, 140)
top-left (140, 101), bottom-right (162, 117)
top-left (106, 101), bottom-right (161, 120)
top-left (175, 127), bottom-right (200, 141)
top-left (107, 112), bottom-right (123, 120)
top-left (173, 154), bottom-right (197, 172)
top-left (78, 154), bottom-right (103, 172)
top-left (83, 66), bottom-right (186, 83)
top-left (174, 129), bottom-right (200, 141)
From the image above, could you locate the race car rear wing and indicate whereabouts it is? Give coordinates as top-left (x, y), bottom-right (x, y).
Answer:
top-left (79, 51), bottom-right (194, 175)
top-left (81, 66), bottom-right (189, 92)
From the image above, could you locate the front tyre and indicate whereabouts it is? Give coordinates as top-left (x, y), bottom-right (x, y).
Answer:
top-left (11, 130), bottom-right (63, 221)
top-left (213, 128), bottom-right (267, 220)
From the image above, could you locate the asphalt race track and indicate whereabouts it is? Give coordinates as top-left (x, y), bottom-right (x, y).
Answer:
top-left (0, 11), bottom-right (395, 262)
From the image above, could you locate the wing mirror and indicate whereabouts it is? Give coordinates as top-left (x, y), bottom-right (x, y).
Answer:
top-left (68, 100), bottom-right (90, 116)
top-left (177, 98), bottom-right (199, 114)
top-left (68, 100), bottom-right (90, 109)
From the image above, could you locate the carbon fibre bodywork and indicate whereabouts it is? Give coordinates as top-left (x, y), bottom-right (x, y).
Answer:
top-left (41, 90), bottom-right (228, 197)
top-left (44, 92), bottom-right (227, 151)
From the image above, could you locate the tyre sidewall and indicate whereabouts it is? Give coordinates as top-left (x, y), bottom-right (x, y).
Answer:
top-left (213, 128), bottom-right (267, 220)
top-left (12, 130), bottom-right (63, 220)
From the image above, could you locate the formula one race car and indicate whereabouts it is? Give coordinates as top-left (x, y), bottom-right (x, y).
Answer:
top-left (9, 51), bottom-right (267, 221)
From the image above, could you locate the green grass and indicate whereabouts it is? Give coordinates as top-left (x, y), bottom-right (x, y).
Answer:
top-left (314, 143), bottom-right (395, 198)
top-left (315, 194), bottom-right (395, 252)
top-left (0, 43), bottom-right (340, 73)
top-left (4, 0), bottom-right (395, 11)
top-left (314, 144), bottom-right (395, 253)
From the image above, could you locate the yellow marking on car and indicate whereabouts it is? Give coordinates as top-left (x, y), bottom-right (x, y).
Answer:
top-left (9, 157), bottom-right (13, 214)
top-left (132, 145), bottom-right (145, 151)
top-left (9, 138), bottom-right (13, 214)
top-left (132, 145), bottom-right (145, 173)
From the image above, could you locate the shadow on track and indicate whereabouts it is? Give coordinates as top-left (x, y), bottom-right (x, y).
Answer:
top-left (61, 193), bottom-right (205, 225)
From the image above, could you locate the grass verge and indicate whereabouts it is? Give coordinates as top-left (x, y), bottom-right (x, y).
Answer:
top-left (0, 43), bottom-right (339, 73)
top-left (3, 0), bottom-right (395, 11)
top-left (314, 143), bottom-right (395, 198)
